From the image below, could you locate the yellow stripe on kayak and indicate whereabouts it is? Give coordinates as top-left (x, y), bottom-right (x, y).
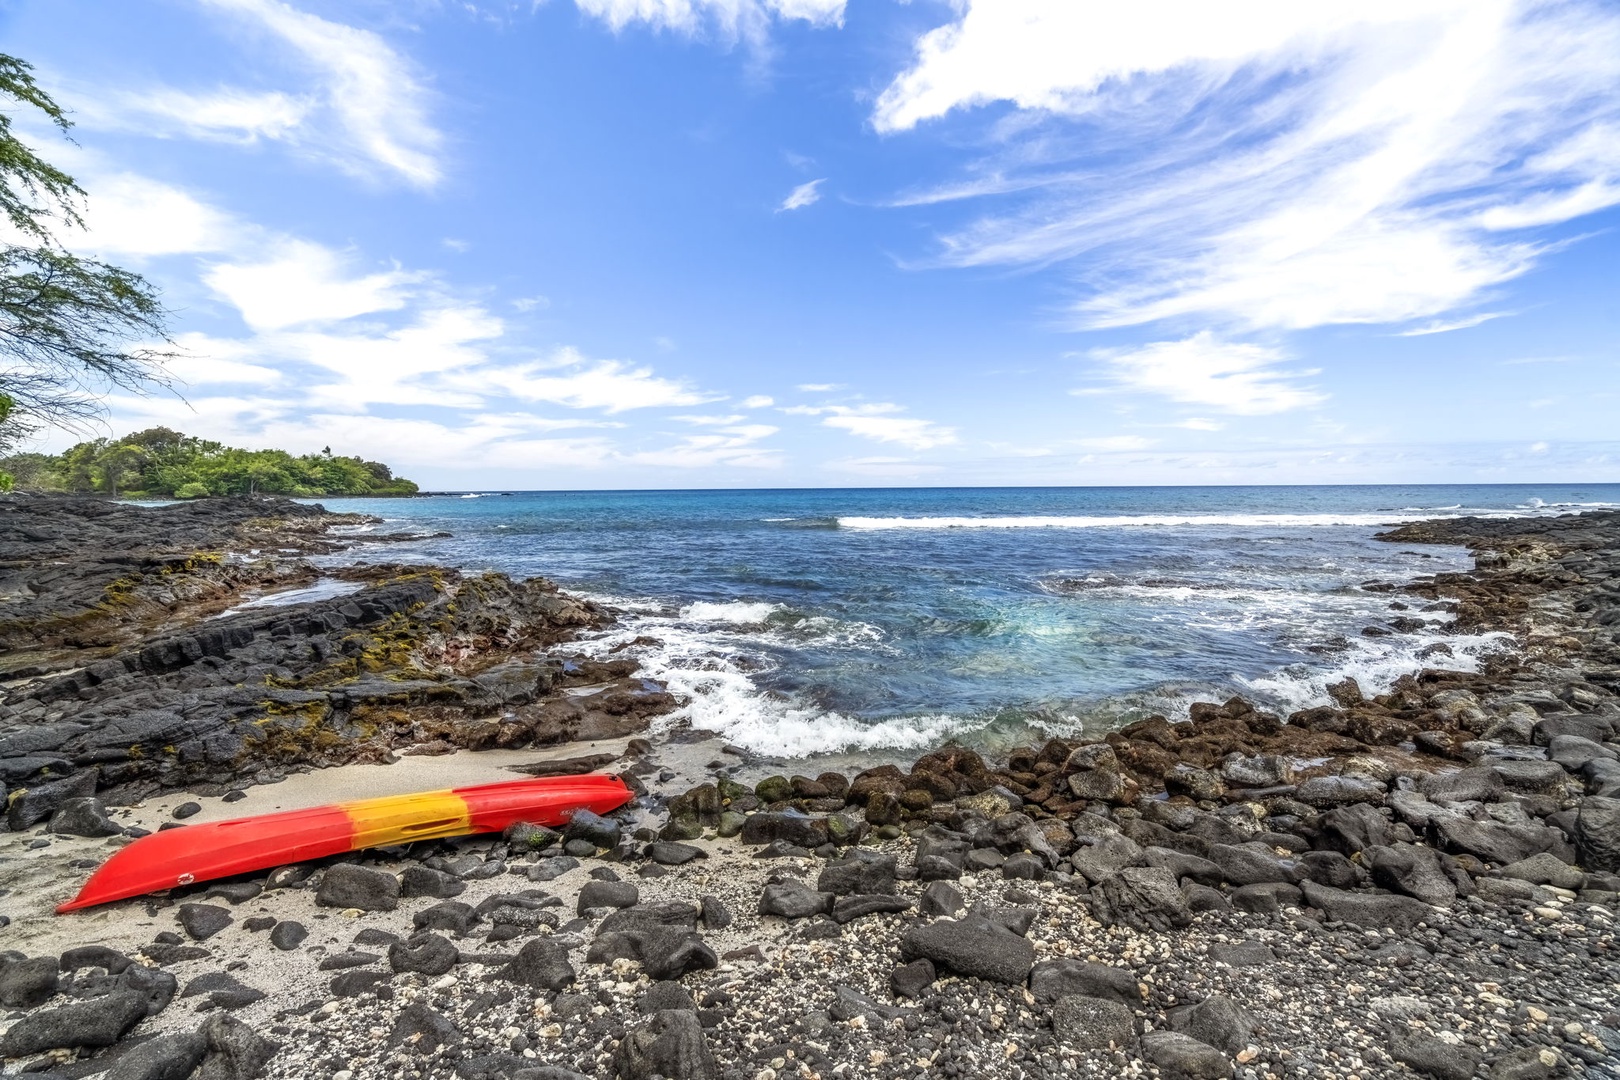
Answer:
top-left (342, 789), bottom-right (473, 849)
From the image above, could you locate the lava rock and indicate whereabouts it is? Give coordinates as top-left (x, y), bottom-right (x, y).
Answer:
top-left (48, 797), bottom-right (122, 837)
top-left (899, 914), bottom-right (1035, 985)
top-left (315, 864), bottom-right (399, 912)
top-left (831, 894), bottom-right (913, 923)
top-left (816, 850), bottom-right (897, 896)
top-left (1051, 994), bottom-right (1136, 1050)
top-left (1390, 1026), bottom-right (1482, 1080)
top-left (1029, 959), bottom-right (1140, 1005)
top-left (388, 1002), bottom-right (462, 1054)
top-left (0, 990), bottom-right (149, 1057)
top-left (268, 921), bottom-right (307, 951)
top-left (578, 880), bottom-right (640, 914)
top-left (1300, 881), bottom-right (1435, 931)
top-left (413, 900), bottom-right (478, 934)
top-left (1574, 796), bottom-right (1620, 872)
top-left (1171, 994), bottom-right (1256, 1055)
top-left (758, 880), bottom-right (833, 919)
top-left (0, 954), bottom-right (59, 1008)
top-left (1089, 866), bottom-right (1193, 932)
top-left (1141, 1031), bottom-right (1232, 1079)
top-left (648, 842), bottom-right (705, 866)
top-left (499, 938), bottom-right (575, 991)
top-left (105, 1031), bottom-right (209, 1080)
top-left (612, 1009), bottom-right (717, 1080)
top-left (399, 865), bottom-right (466, 899)
top-left (564, 809), bottom-right (623, 850)
top-left (178, 904), bottom-right (234, 942)
top-left (389, 932), bottom-right (459, 976)
top-left (890, 958), bottom-right (935, 999)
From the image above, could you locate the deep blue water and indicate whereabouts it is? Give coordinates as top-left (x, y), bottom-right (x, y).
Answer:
top-left (307, 484), bottom-right (1620, 759)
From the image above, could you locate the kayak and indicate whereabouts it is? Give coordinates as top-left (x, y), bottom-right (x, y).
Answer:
top-left (56, 773), bottom-right (632, 913)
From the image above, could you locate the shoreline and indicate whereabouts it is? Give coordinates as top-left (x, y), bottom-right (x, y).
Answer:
top-left (2, 496), bottom-right (1618, 1079)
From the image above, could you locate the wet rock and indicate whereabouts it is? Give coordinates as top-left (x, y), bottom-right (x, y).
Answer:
top-left (389, 932), bottom-right (458, 976)
top-left (315, 864), bottom-right (399, 911)
top-left (613, 1009), bottom-right (717, 1080)
top-left (0, 954), bottom-right (59, 1008)
top-left (1029, 959), bottom-right (1140, 1005)
top-left (1090, 866), bottom-right (1193, 932)
top-left (178, 904), bottom-right (234, 942)
top-left (899, 914), bottom-right (1035, 985)
top-left (388, 1002), bottom-right (462, 1054)
top-left (1141, 1031), bottom-right (1233, 1079)
top-left (578, 879), bottom-right (640, 913)
top-left (399, 865), bottom-right (466, 899)
top-left (759, 880), bottom-right (833, 919)
top-left (48, 796), bottom-right (122, 837)
top-left (268, 921), bottom-right (307, 951)
top-left (1051, 994), bottom-right (1136, 1050)
top-left (499, 938), bottom-right (575, 990)
top-left (105, 1031), bottom-right (208, 1080)
top-left (0, 990), bottom-right (149, 1056)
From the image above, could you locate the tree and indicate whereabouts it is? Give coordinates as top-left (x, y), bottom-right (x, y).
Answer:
top-left (0, 54), bottom-right (174, 442)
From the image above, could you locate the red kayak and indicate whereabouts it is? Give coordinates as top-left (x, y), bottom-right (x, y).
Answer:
top-left (57, 773), bottom-right (632, 913)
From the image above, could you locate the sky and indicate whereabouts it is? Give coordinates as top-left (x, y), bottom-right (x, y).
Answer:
top-left (2, 0), bottom-right (1618, 489)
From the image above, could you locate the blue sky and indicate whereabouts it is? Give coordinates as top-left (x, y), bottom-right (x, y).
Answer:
top-left (3, 0), bottom-right (1617, 488)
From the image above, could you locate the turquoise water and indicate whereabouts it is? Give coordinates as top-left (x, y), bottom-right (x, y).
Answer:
top-left (312, 484), bottom-right (1620, 758)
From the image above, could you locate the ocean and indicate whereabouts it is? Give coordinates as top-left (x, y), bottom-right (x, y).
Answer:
top-left (310, 484), bottom-right (1620, 761)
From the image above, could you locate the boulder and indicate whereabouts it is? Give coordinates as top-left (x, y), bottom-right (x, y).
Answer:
top-left (315, 864), bottom-right (399, 912)
top-left (612, 1010), bottom-right (717, 1080)
top-left (1141, 1032), bottom-right (1233, 1079)
top-left (194, 1013), bottom-right (276, 1080)
top-left (1051, 995), bottom-right (1135, 1050)
top-left (48, 797), bottom-right (122, 837)
top-left (0, 954), bottom-right (59, 1008)
top-left (1171, 994), bottom-right (1255, 1055)
top-left (499, 939), bottom-right (575, 991)
top-left (105, 1032), bottom-right (209, 1080)
top-left (1089, 866), bottom-right (1193, 932)
top-left (758, 880), bottom-right (833, 919)
top-left (389, 933), bottom-right (459, 976)
top-left (0, 990), bottom-right (149, 1057)
top-left (899, 915), bottom-right (1035, 985)
top-left (388, 1002), bottom-right (461, 1054)
top-left (1029, 959), bottom-right (1140, 1005)
top-left (1299, 881), bottom-right (1435, 932)
top-left (891, 958), bottom-right (936, 999)
top-left (1574, 796), bottom-right (1620, 872)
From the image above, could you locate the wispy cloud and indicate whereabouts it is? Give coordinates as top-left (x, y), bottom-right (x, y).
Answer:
top-left (1397, 311), bottom-right (1510, 336)
top-left (1079, 435), bottom-right (1155, 451)
top-left (877, 1), bottom-right (1620, 334)
top-left (778, 178), bottom-right (825, 211)
top-left (462, 350), bottom-right (723, 413)
top-left (76, 0), bottom-right (445, 188)
top-left (572, 0), bottom-right (845, 49)
top-left (1083, 332), bottom-right (1325, 415)
top-left (788, 402), bottom-right (957, 450)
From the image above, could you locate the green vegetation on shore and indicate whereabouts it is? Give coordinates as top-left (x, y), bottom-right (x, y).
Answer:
top-left (1, 426), bottom-right (418, 498)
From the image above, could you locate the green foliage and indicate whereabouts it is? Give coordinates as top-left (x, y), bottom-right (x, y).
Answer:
top-left (1, 53), bottom-right (174, 437)
top-left (1, 426), bottom-right (419, 498)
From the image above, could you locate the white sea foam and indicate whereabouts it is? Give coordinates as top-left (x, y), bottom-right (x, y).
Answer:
top-left (838, 513), bottom-right (1438, 530)
top-left (1235, 628), bottom-right (1515, 714)
top-left (680, 600), bottom-right (783, 625)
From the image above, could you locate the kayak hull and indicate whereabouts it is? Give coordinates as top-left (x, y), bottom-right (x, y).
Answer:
top-left (56, 774), bottom-right (631, 913)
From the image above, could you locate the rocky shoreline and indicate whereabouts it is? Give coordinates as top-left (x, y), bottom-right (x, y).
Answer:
top-left (2, 497), bottom-right (1619, 1079)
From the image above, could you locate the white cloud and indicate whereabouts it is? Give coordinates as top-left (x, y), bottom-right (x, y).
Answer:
top-left (795, 382), bottom-right (841, 392)
top-left (1079, 435), bottom-right (1155, 451)
top-left (203, 240), bottom-right (422, 331)
top-left (573, 0), bottom-right (845, 48)
top-left (89, 86), bottom-right (312, 145)
top-left (1084, 332), bottom-right (1325, 414)
top-left (741, 395), bottom-right (775, 408)
top-left (1396, 312), bottom-right (1509, 336)
top-left (831, 456), bottom-right (945, 477)
top-left (793, 402), bottom-right (958, 450)
top-left (622, 424), bottom-right (781, 468)
top-left (176, 0), bottom-right (444, 187)
top-left (779, 178), bottom-right (825, 211)
top-left (464, 349), bottom-right (722, 413)
top-left (1176, 417), bottom-right (1224, 431)
top-left (513, 295), bottom-right (552, 312)
top-left (75, 172), bottom-right (242, 258)
top-left (877, 1), bottom-right (1620, 333)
